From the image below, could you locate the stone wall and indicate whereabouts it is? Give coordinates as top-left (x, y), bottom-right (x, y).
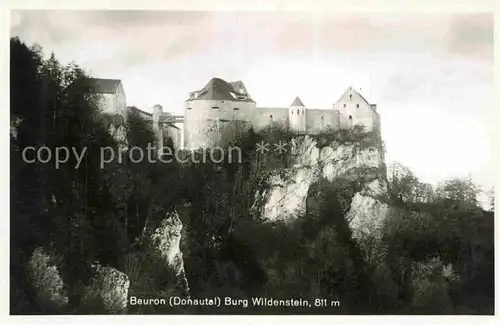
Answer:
top-left (306, 109), bottom-right (340, 134)
top-left (183, 99), bottom-right (256, 149)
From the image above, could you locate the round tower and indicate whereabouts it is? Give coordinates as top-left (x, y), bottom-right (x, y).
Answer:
top-left (184, 77), bottom-right (257, 149)
top-left (289, 96), bottom-right (306, 133)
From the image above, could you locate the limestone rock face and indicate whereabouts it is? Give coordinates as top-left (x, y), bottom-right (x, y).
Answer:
top-left (83, 266), bottom-right (130, 314)
top-left (27, 247), bottom-right (69, 310)
top-left (262, 167), bottom-right (317, 222)
top-left (348, 178), bottom-right (390, 238)
top-left (10, 116), bottom-right (22, 140)
top-left (255, 133), bottom-right (390, 260)
top-left (150, 211), bottom-right (190, 296)
top-left (288, 136), bottom-right (320, 167)
top-left (108, 123), bottom-right (128, 151)
top-left (320, 142), bottom-right (382, 182)
top-left (258, 135), bottom-right (385, 222)
top-left (103, 114), bottom-right (128, 152)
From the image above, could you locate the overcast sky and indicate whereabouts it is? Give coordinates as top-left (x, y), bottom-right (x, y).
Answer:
top-left (10, 10), bottom-right (494, 194)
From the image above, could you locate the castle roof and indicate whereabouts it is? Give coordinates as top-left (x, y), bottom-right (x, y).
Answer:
top-left (84, 78), bottom-right (122, 94)
top-left (290, 96), bottom-right (305, 107)
top-left (229, 80), bottom-right (248, 95)
top-left (338, 86), bottom-right (379, 115)
top-left (129, 106), bottom-right (153, 120)
top-left (186, 77), bottom-right (255, 102)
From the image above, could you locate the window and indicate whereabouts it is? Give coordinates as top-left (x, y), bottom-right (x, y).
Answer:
top-left (187, 107), bottom-right (192, 110)
top-left (348, 115), bottom-right (352, 120)
top-left (356, 104), bottom-right (359, 108)
top-left (212, 106), bottom-right (219, 109)
top-left (349, 94), bottom-right (352, 99)
top-left (270, 115), bottom-right (273, 119)
top-left (297, 109), bottom-right (299, 114)
top-left (321, 116), bottom-right (324, 120)
top-left (343, 104), bottom-right (346, 108)
top-left (233, 107), bottom-right (239, 110)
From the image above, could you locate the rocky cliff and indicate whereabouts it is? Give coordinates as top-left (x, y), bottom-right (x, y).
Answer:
top-left (254, 132), bottom-right (389, 261)
top-left (23, 129), bottom-right (392, 313)
top-left (150, 211), bottom-right (191, 297)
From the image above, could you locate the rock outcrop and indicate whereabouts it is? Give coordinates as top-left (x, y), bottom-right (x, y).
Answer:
top-left (255, 133), bottom-right (389, 260)
top-left (82, 265), bottom-right (130, 314)
top-left (108, 123), bottom-right (128, 149)
top-left (102, 113), bottom-right (128, 151)
top-left (150, 211), bottom-right (190, 296)
top-left (27, 247), bottom-right (69, 310)
top-left (10, 116), bottom-right (22, 140)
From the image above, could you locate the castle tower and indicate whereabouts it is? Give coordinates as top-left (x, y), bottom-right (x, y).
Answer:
top-left (289, 96), bottom-right (306, 133)
top-left (184, 77), bottom-right (256, 149)
top-left (152, 104), bottom-right (164, 148)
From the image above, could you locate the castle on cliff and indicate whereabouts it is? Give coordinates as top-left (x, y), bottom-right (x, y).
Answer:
top-left (88, 77), bottom-right (381, 150)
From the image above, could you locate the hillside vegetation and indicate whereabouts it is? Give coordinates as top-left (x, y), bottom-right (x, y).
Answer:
top-left (10, 37), bottom-right (494, 315)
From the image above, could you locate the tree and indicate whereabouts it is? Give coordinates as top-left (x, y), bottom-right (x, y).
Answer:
top-left (436, 177), bottom-right (479, 206)
top-left (387, 162), bottom-right (421, 203)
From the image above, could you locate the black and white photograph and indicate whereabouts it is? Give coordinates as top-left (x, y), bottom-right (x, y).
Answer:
top-left (7, 1), bottom-right (496, 319)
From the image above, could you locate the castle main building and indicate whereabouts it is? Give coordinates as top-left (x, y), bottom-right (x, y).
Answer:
top-left (181, 77), bottom-right (381, 149)
top-left (87, 77), bottom-right (381, 150)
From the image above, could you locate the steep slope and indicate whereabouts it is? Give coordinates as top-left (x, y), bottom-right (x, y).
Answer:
top-left (253, 132), bottom-right (389, 261)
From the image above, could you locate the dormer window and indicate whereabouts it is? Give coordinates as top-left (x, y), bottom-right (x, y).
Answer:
top-left (230, 92), bottom-right (247, 100)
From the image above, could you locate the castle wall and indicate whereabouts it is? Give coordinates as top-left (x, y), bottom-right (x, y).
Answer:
top-left (98, 93), bottom-right (117, 116)
top-left (252, 107), bottom-right (288, 131)
top-left (163, 126), bottom-right (182, 150)
top-left (306, 109), bottom-right (340, 134)
top-left (97, 85), bottom-right (127, 122)
top-left (177, 84), bottom-right (382, 150)
top-left (116, 83), bottom-right (127, 121)
top-left (184, 99), bottom-right (256, 149)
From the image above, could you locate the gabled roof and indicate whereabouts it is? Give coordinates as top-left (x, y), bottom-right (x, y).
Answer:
top-left (85, 78), bottom-right (122, 94)
top-left (186, 77), bottom-right (255, 102)
top-left (290, 96), bottom-right (304, 107)
top-left (129, 106), bottom-right (152, 117)
top-left (337, 86), bottom-right (378, 114)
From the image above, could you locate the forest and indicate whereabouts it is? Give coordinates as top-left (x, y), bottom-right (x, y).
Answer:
top-left (10, 37), bottom-right (494, 315)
